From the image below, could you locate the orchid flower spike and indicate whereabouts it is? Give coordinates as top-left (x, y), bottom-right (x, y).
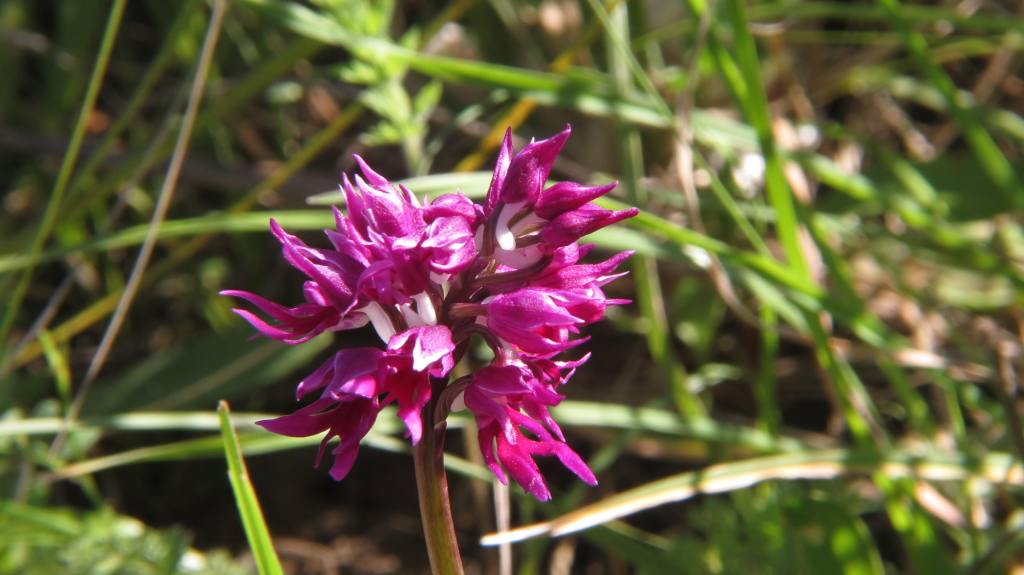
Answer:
top-left (222, 125), bottom-right (635, 499)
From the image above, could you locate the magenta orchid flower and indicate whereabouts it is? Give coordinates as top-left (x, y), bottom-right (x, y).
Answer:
top-left (222, 125), bottom-right (636, 500)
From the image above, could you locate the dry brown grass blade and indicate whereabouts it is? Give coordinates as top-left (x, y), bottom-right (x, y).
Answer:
top-left (48, 0), bottom-right (229, 457)
top-left (481, 449), bottom-right (1024, 546)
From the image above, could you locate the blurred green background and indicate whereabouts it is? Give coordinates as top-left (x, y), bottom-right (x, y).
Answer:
top-left (1, 0), bottom-right (1023, 573)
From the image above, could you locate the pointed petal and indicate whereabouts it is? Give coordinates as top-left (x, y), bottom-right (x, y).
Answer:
top-left (499, 126), bottom-right (570, 205)
top-left (535, 181), bottom-right (617, 220)
top-left (354, 154), bottom-right (390, 188)
top-left (540, 206), bottom-right (639, 249)
top-left (484, 128), bottom-right (514, 214)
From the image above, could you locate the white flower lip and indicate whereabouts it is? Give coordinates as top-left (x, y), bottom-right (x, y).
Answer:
top-left (413, 291), bottom-right (438, 325)
top-left (360, 301), bottom-right (396, 342)
top-left (494, 201), bottom-right (526, 251)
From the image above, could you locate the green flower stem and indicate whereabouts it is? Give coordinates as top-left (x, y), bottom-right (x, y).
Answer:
top-left (413, 395), bottom-right (464, 575)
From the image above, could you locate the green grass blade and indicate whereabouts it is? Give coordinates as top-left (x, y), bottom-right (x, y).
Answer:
top-left (875, 0), bottom-right (1022, 208)
top-left (50, 433), bottom-right (307, 479)
top-left (0, 0), bottom-right (127, 349)
top-left (1, 400), bottom-right (808, 456)
top-left (0, 205), bottom-right (679, 275)
top-left (59, 36), bottom-right (323, 229)
top-left (606, 2), bottom-right (702, 418)
top-left (217, 401), bottom-right (284, 575)
top-left (550, 401), bottom-right (812, 452)
top-left (37, 330), bottom-right (71, 410)
top-left (755, 305), bottom-right (780, 435)
top-left (307, 171), bottom-right (494, 205)
top-left (722, 0), bottom-right (809, 280)
top-left (583, 0), bottom-right (672, 121)
top-left (66, 0), bottom-right (201, 205)
top-left (0, 411), bottom-right (275, 436)
top-left (601, 198), bottom-right (820, 297)
top-left (0, 211), bottom-right (332, 274)
top-left (40, 409), bottom-right (486, 482)
top-left (875, 474), bottom-right (955, 574)
top-left (747, 1), bottom-right (1024, 34)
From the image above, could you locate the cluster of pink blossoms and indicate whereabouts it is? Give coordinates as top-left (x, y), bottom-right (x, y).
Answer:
top-left (223, 127), bottom-right (636, 500)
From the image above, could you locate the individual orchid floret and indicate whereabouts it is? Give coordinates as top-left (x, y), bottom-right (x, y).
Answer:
top-left (219, 288), bottom-right (365, 344)
top-left (224, 125), bottom-right (635, 500)
top-left (481, 126), bottom-right (638, 267)
top-left (220, 217), bottom-right (368, 343)
top-left (421, 194), bottom-right (480, 275)
top-left (465, 364), bottom-right (596, 501)
top-left (379, 325), bottom-right (455, 442)
top-left (260, 395), bottom-right (380, 481)
top-left (256, 348), bottom-right (383, 480)
top-left (343, 156), bottom-right (425, 239)
top-left (482, 289), bottom-right (588, 356)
